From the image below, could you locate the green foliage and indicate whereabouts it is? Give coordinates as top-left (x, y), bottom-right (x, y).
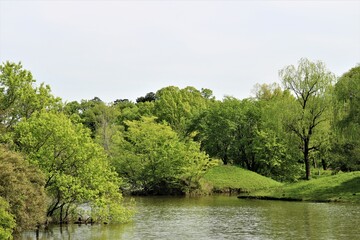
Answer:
top-left (111, 116), bottom-right (211, 195)
top-left (0, 61), bottom-right (60, 132)
top-left (0, 147), bottom-right (46, 232)
top-left (228, 98), bottom-right (262, 169)
top-left (136, 92), bottom-right (156, 103)
top-left (13, 111), bottom-right (132, 223)
top-left (190, 99), bottom-right (235, 165)
top-left (253, 129), bottom-right (302, 181)
top-left (64, 97), bottom-right (108, 138)
top-left (254, 84), bottom-right (304, 181)
top-left (279, 58), bottom-right (335, 179)
top-left (114, 100), bottom-right (155, 126)
top-left (331, 66), bottom-right (360, 171)
top-left (252, 82), bottom-right (284, 101)
top-left (203, 165), bottom-right (282, 192)
top-left (192, 98), bottom-right (237, 164)
top-left (154, 86), bottom-right (210, 136)
top-left (0, 197), bottom-right (15, 240)
top-left (191, 93), bottom-right (303, 181)
top-left (192, 97), bottom-right (262, 168)
top-left (334, 65), bottom-right (360, 128)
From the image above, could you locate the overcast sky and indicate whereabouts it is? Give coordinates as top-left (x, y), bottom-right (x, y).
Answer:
top-left (0, 1), bottom-right (359, 103)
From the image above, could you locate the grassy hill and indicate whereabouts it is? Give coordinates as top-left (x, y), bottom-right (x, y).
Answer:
top-left (202, 165), bottom-right (282, 193)
top-left (248, 171), bottom-right (360, 202)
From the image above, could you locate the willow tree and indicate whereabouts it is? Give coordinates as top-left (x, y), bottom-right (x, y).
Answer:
top-left (332, 65), bottom-right (360, 170)
top-left (279, 58), bottom-right (335, 180)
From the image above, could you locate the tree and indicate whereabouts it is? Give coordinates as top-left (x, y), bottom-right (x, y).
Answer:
top-left (0, 61), bottom-right (60, 132)
top-left (113, 100), bottom-right (155, 126)
top-left (191, 97), bottom-right (263, 170)
top-left (252, 83), bottom-right (283, 101)
top-left (154, 86), bottom-right (210, 136)
top-left (136, 92), bottom-right (156, 103)
top-left (279, 58), bottom-right (335, 179)
top-left (252, 83), bottom-right (303, 181)
top-left (331, 65), bottom-right (360, 171)
top-left (0, 197), bottom-right (15, 240)
top-left (63, 97), bottom-right (112, 138)
top-left (111, 116), bottom-right (211, 195)
top-left (13, 111), bottom-right (132, 223)
top-left (334, 65), bottom-right (360, 133)
top-left (0, 147), bottom-right (46, 232)
top-left (189, 99), bottom-right (234, 165)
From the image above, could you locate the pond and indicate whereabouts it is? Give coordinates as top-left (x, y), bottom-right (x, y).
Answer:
top-left (21, 195), bottom-right (360, 240)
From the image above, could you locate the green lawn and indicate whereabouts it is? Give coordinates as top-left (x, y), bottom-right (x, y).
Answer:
top-left (203, 165), bottom-right (282, 192)
top-left (252, 171), bottom-right (360, 202)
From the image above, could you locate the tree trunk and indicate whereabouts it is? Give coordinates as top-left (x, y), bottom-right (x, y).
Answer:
top-left (60, 204), bottom-right (63, 224)
top-left (321, 159), bottom-right (328, 170)
top-left (304, 139), bottom-right (311, 180)
top-left (222, 154), bottom-right (228, 165)
top-left (305, 157), bottom-right (311, 180)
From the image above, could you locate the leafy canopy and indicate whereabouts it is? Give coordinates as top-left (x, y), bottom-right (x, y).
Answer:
top-left (13, 111), bottom-right (132, 223)
top-left (0, 147), bottom-right (46, 232)
top-left (111, 116), bottom-right (211, 195)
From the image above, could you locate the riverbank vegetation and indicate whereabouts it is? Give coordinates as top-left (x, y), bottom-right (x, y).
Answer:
top-left (243, 171), bottom-right (360, 202)
top-left (0, 59), bottom-right (359, 238)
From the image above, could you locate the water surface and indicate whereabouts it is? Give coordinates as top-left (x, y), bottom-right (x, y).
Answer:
top-left (21, 195), bottom-right (360, 240)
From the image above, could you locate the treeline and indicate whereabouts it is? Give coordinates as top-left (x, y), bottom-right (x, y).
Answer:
top-left (0, 59), bottom-right (359, 237)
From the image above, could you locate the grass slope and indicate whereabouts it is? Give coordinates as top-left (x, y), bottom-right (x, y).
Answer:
top-left (203, 165), bottom-right (282, 192)
top-left (252, 171), bottom-right (360, 202)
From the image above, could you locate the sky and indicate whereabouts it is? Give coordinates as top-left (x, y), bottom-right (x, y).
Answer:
top-left (0, 0), bottom-right (359, 103)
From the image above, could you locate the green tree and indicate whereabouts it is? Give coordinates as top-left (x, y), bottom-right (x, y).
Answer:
top-left (279, 58), bottom-right (335, 179)
top-left (113, 100), bottom-right (155, 127)
top-left (13, 111), bottom-right (132, 223)
top-left (252, 83), bottom-right (284, 101)
top-left (335, 65), bottom-right (360, 127)
top-left (190, 99), bottom-right (235, 165)
top-left (191, 97), bottom-right (262, 170)
top-left (111, 117), bottom-right (211, 195)
top-left (230, 98), bottom-right (262, 170)
top-left (70, 97), bottom-right (106, 137)
top-left (136, 92), bottom-right (156, 103)
top-left (90, 103), bottom-right (120, 153)
top-left (0, 147), bottom-right (46, 232)
top-left (0, 61), bottom-right (60, 132)
top-left (331, 65), bottom-right (360, 170)
top-left (0, 197), bottom-right (15, 240)
top-left (154, 86), bottom-right (211, 136)
top-left (253, 83), bottom-right (303, 181)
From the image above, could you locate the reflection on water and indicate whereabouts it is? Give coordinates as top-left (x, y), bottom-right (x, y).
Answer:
top-left (21, 195), bottom-right (360, 240)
